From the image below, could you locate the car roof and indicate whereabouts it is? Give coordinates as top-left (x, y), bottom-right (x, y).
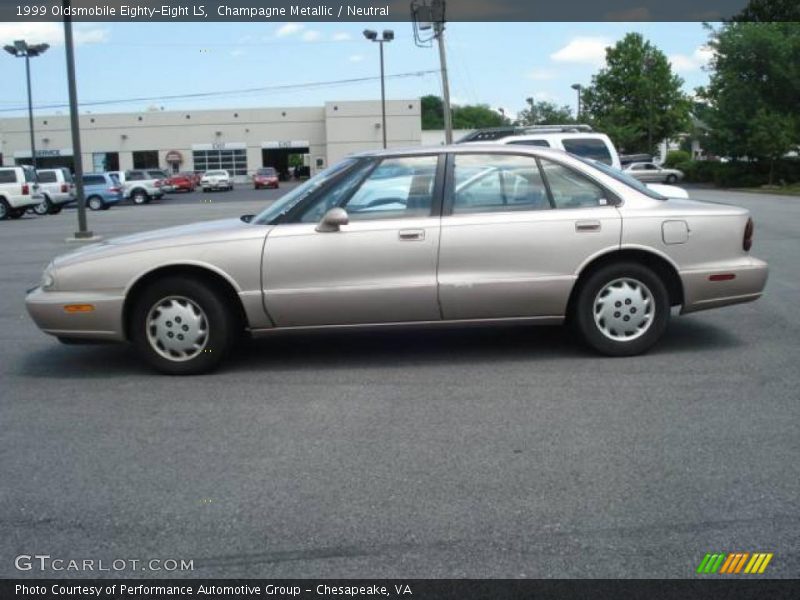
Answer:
top-left (350, 143), bottom-right (574, 160)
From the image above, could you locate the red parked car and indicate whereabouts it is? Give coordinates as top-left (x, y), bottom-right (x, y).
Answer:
top-left (253, 167), bottom-right (279, 190)
top-left (166, 173), bottom-right (196, 193)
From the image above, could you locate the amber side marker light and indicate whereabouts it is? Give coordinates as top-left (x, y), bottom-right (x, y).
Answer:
top-left (709, 274), bottom-right (736, 282)
top-left (64, 304), bottom-right (95, 313)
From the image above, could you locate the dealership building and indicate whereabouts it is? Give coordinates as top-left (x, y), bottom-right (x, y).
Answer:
top-left (0, 99), bottom-right (422, 179)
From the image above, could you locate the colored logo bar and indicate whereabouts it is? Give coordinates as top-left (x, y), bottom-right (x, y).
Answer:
top-left (697, 552), bottom-right (773, 574)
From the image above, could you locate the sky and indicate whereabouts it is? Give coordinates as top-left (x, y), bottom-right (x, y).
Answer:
top-left (0, 21), bottom-right (716, 121)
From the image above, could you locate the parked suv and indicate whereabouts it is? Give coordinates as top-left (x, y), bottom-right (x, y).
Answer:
top-left (460, 125), bottom-right (622, 170)
top-left (121, 169), bottom-right (165, 204)
top-left (0, 165), bottom-right (44, 220)
top-left (34, 167), bottom-right (76, 215)
top-left (78, 172), bottom-right (123, 210)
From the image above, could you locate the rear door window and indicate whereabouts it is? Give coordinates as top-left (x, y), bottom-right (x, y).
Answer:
top-left (561, 138), bottom-right (613, 165)
top-left (83, 175), bottom-right (105, 186)
top-left (37, 171), bottom-right (57, 183)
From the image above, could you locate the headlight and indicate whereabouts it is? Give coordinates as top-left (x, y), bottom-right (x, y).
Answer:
top-left (41, 263), bottom-right (55, 290)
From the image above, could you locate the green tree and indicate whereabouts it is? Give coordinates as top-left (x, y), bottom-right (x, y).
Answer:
top-left (581, 33), bottom-right (690, 154)
top-left (733, 0), bottom-right (800, 21)
top-left (420, 94), bottom-right (508, 130)
top-left (701, 22), bottom-right (800, 177)
top-left (517, 100), bottom-right (574, 126)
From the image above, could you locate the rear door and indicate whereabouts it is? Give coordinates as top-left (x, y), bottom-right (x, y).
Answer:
top-left (437, 152), bottom-right (621, 320)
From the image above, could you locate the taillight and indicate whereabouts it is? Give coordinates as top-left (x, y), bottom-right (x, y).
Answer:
top-left (61, 184), bottom-right (68, 193)
top-left (743, 217), bottom-right (754, 251)
top-left (108, 186), bottom-right (121, 193)
top-left (22, 184), bottom-right (29, 195)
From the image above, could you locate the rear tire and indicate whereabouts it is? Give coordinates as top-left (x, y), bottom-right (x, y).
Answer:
top-left (87, 196), bottom-right (105, 211)
top-left (130, 277), bottom-right (238, 375)
top-left (666, 174), bottom-right (678, 184)
top-left (574, 262), bottom-right (670, 356)
top-left (0, 199), bottom-right (10, 220)
top-left (131, 189), bottom-right (150, 205)
top-left (34, 195), bottom-right (52, 216)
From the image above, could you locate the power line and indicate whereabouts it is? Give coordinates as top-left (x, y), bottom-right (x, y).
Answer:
top-left (0, 70), bottom-right (439, 113)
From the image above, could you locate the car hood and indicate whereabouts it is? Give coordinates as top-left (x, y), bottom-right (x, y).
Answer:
top-left (647, 183), bottom-right (689, 199)
top-left (53, 218), bottom-right (269, 267)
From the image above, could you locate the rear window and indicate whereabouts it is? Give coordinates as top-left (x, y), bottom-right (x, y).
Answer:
top-left (83, 175), bottom-right (105, 186)
top-left (0, 170), bottom-right (17, 184)
top-left (562, 138), bottom-right (613, 165)
top-left (37, 171), bottom-right (57, 183)
top-left (61, 169), bottom-right (74, 183)
top-left (22, 167), bottom-right (37, 182)
top-left (507, 139), bottom-right (551, 147)
top-left (109, 174), bottom-right (121, 185)
top-left (257, 168), bottom-right (277, 176)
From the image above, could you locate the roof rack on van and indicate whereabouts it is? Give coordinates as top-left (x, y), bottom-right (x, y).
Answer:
top-left (456, 123), bottom-right (593, 143)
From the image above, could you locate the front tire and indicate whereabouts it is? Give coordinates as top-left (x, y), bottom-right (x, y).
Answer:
top-left (574, 262), bottom-right (670, 356)
top-left (665, 174), bottom-right (678, 184)
top-left (130, 277), bottom-right (237, 375)
top-left (33, 195), bottom-right (52, 216)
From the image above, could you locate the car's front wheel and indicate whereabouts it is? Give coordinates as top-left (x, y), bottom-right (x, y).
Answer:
top-left (574, 262), bottom-right (669, 356)
top-left (33, 195), bottom-right (52, 215)
top-left (130, 277), bottom-right (237, 375)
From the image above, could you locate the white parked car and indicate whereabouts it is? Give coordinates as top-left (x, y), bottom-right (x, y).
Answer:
top-left (624, 162), bottom-right (684, 184)
top-left (114, 170), bottom-right (166, 205)
top-left (200, 170), bottom-right (233, 192)
top-left (0, 165), bottom-right (44, 220)
top-left (34, 168), bottom-right (76, 215)
top-left (461, 126), bottom-right (622, 170)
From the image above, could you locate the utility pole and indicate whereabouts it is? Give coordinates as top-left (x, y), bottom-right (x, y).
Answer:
top-left (4, 40), bottom-right (49, 170)
top-left (434, 17), bottom-right (453, 144)
top-left (411, 0), bottom-right (452, 144)
top-left (63, 0), bottom-right (95, 240)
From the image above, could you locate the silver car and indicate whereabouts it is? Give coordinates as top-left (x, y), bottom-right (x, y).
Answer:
top-left (624, 162), bottom-right (684, 184)
top-left (26, 146), bottom-right (768, 375)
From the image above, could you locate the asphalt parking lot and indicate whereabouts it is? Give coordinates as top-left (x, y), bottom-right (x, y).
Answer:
top-left (1, 185), bottom-right (798, 579)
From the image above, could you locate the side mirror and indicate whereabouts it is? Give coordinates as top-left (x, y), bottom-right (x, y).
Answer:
top-left (240, 214), bottom-right (254, 223)
top-left (316, 207), bottom-right (349, 232)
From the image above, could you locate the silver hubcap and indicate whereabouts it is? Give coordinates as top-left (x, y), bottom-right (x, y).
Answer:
top-left (593, 277), bottom-right (655, 342)
top-left (89, 198), bottom-right (101, 210)
top-left (146, 296), bottom-right (209, 361)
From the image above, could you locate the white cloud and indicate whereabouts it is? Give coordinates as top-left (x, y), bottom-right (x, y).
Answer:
top-left (349, 54), bottom-right (364, 63)
top-left (275, 23), bottom-right (303, 38)
top-left (526, 68), bottom-right (557, 81)
top-left (0, 22), bottom-right (109, 46)
top-left (551, 36), bottom-right (613, 66)
top-left (301, 30), bottom-right (322, 42)
top-left (332, 32), bottom-right (352, 42)
top-left (669, 46), bottom-right (714, 72)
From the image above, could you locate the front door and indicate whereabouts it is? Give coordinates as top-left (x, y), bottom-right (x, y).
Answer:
top-left (437, 153), bottom-right (622, 320)
top-left (262, 154), bottom-right (443, 327)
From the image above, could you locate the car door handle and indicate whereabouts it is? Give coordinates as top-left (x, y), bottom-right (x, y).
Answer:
top-left (575, 220), bottom-right (601, 232)
top-left (399, 229), bottom-right (425, 241)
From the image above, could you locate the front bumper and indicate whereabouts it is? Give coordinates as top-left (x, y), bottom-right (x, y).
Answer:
top-left (680, 257), bottom-right (769, 314)
top-left (25, 286), bottom-right (126, 342)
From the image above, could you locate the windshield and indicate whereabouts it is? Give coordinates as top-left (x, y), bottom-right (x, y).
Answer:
top-left (574, 156), bottom-right (667, 201)
top-left (252, 158), bottom-right (359, 225)
top-left (257, 168), bottom-right (277, 176)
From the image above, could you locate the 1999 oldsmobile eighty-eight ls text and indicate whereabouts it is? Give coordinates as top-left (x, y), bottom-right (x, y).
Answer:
top-left (26, 145), bottom-right (768, 374)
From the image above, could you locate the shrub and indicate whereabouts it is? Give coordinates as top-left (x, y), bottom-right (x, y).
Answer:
top-left (664, 150), bottom-right (692, 169)
top-left (677, 158), bottom-right (800, 187)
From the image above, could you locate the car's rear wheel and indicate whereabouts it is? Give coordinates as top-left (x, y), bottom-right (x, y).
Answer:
top-left (130, 277), bottom-right (237, 375)
top-left (87, 195), bottom-right (105, 211)
top-left (574, 262), bottom-right (669, 356)
top-left (666, 174), bottom-right (678, 184)
top-left (131, 189), bottom-right (150, 205)
top-left (33, 195), bottom-right (52, 215)
top-left (0, 199), bottom-right (10, 220)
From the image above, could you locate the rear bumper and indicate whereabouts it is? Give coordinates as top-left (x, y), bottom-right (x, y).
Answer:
top-left (25, 286), bottom-right (126, 342)
top-left (8, 195), bottom-right (43, 209)
top-left (680, 257), bottom-right (769, 314)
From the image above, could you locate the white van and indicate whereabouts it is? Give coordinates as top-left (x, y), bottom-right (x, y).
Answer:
top-left (35, 167), bottom-right (76, 215)
top-left (0, 165), bottom-right (44, 220)
top-left (459, 125), bottom-right (622, 170)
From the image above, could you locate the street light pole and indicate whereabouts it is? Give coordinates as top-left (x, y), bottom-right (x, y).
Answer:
top-left (571, 83), bottom-right (582, 120)
top-left (4, 40), bottom-right (49, 169)
top-left (63, 1), bottom-right (94, 240)
top-left (363, 29), bottom-right (394, 149)
top-left (434, 20), bottom-right (453, 144)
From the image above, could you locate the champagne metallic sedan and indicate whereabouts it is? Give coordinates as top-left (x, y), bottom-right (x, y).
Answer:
top-left (26, 146), bottom-right (768, 374)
